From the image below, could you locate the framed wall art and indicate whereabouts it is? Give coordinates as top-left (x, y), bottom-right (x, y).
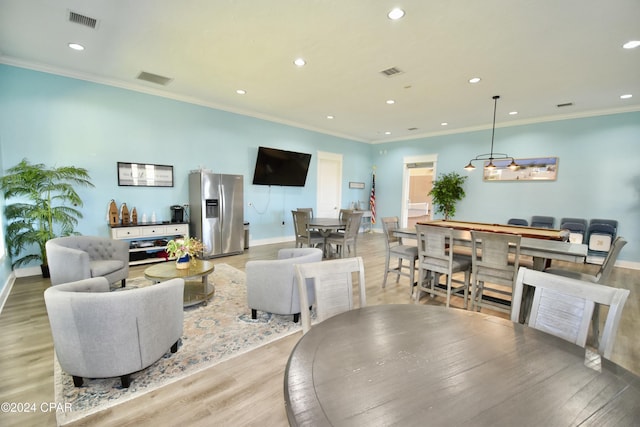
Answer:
top-left (117, 162), bottom-right (174, 187)
top-left (483, 157), bottom-right (558, 182)
top-left (349, 181), bottom-right (365, 189)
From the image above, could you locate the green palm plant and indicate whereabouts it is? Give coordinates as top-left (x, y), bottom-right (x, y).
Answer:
top-left (429, 172), bottom-right (467, 220)
top-left (0, 159), bottom-right (94, 272)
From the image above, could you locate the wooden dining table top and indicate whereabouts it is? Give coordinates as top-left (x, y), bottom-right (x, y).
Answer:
top-left (284, 304), bottom-right (640, 426)
top-left (419, 219), bottom-right (570, 241)
top-left (395, 221), bottom-right (586, 266)
top-left (307, 217), bottom-right (347, 229)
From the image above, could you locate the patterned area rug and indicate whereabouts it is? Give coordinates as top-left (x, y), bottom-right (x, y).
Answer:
top-left (54, 264), bottom-right (302, 425)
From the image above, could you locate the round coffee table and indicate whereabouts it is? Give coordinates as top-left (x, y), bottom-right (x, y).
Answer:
top-left (144, 259), bottom-right (215, 307)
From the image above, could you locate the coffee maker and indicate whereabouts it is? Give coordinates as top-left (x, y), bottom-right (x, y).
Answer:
top-left (170, 205), bottom-right (185, 223)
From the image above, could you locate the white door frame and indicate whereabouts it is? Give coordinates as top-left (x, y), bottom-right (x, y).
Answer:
top-left (401, 154), bottom-right (438, 228)
top-left (316, 151), bottom-right (343, 217)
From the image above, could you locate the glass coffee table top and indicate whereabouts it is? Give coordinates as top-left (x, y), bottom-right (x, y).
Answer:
top-left (144, 259), bottom-right (215, 307)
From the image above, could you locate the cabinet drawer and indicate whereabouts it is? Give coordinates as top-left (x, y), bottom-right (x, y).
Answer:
top-left (141, 226), bottom-right (166, 237)
top-left (166, 224), bottom-right (189, 235)
top-left (113, 228), bottom-right (141, 238)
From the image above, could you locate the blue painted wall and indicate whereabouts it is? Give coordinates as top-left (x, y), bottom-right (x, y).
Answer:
top-left (369, 112), bottom-right (640, 264)
top-left (1, 64), bottom-right (639, 298)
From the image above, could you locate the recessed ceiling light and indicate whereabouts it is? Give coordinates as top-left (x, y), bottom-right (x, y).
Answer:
top-left (387, 8), bottom-right (405, 20)
top-left (385, 131), bottom-right (392, 135)
top-left (294, 58), bottom-right (306, 67)
top-left (468, 77), bottom-right (481, 84)
top-left (68, 43), bottom-right (84, 51)
top-left (620, 94), bottom-right (633, 99)
top-left (440, 122), bottom-right (448, 126)
top-left (622, 40), bottom-right (640, 49)
top-left (386, 99), bottom-right (395, 105)
top-left (326, 115), bottom-right (334, 119)
top-left (236, 89), bottom-right (246, 95)
top-left (509, 111), bottom-right (518, 115)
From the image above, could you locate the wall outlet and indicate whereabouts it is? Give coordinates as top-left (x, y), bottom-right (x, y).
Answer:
top-left (281, 221), bottom-right (285, 227)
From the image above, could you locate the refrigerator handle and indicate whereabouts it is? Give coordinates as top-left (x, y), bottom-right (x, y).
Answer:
top-left (219, 184), bottom-right (225, 226)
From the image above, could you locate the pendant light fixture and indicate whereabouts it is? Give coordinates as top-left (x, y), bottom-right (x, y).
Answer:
top-left (464, 95), bottom-right (518, 171)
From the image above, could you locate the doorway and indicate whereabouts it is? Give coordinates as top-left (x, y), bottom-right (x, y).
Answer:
top-left (316, 151), bottom-right (343, 218)
top-left (401, 155), bottom-right (437, 228)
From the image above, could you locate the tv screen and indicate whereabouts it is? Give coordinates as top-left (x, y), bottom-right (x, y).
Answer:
top-left (252, 147), bottom-right (312, 187)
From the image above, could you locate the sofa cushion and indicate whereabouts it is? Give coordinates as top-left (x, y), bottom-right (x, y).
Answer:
top-left (90, 260), bottom-right (125, 277)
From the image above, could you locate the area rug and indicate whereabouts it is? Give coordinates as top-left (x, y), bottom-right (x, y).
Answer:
top-left (54, 264), bottom-right (302, 425)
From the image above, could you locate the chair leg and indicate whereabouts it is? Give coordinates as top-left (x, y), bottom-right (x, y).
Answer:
top-left (415, 267), bottom-right (426, 303)
top-left (72, 376), bottom-right (83, 387)
top-left (293, 313), bottom-right (300, 323)
top-left (121, 374), bottom-right (131, 388)
top-left (475, 281), bottom-right (484, 312)
top-left (171, 340), bottom-right (179, 353)
top-left (121, 279), bottom-right (126, 288)
top-left (251, 309), bottom-right (257, 319)
top-left (382, 255), bottom-right (391, 288)
top-left (591, 303), bottom-right (601, 348)
top-left (463, 270), bottom-right (470, 310)
top-left (470, 274), bottom-right (478, 310)
top-left (409, 258), bottom-right (416, 297)
top-left (395, 258), bottom-right (402, 283)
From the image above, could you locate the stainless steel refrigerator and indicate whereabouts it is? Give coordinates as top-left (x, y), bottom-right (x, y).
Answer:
top-left (189, 171), bottom-right (244, 258)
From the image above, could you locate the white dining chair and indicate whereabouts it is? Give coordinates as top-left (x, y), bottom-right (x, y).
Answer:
top-left (381, 216), bottom-right (418, 296)
top-left (295, 257), bottom-right (366, 335)
top-left (291, 210), bottom-right (324, 249)
top-left (414, 224), bottom-right (471, 308)
top-left (544, 236), bottom-right (626, 347)
top-left (325, 211), bottom-right (364, 258)
top-left (511, 267), bottom-right (630, 359)
top-left (469, 230), bottom-right (521, 314)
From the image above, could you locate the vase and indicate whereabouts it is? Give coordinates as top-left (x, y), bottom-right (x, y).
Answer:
top-left (176, 254), bottom-right (190, 269)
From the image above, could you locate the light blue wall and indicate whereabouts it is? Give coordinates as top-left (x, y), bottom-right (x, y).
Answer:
top-left (1, 64), bottom-right (639, 298)
top-left (0, 65), bottom-right (371, 286)
top-left (369, 111), bottom-right (640, 263)
top-left (0, 145), bottom-right (12, 290)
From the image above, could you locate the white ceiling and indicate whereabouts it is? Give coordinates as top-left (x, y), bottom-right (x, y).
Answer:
top-left (1, 0), bottom-right (639, 143)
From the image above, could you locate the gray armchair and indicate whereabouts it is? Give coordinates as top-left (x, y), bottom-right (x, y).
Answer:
top-left (46, 236), bottom-right (129, 286)
top-left (44, 277), bottom-right (184, 388)
top-left (245, 248), bottom-right (323, 322)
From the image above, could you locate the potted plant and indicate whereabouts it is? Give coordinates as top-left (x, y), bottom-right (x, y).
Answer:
top-left (429, 172), bottom-right (467, 220)
top-left (165, 237), bottom-right (204, 269)
top-left (0, 159), bottom-right (94, 276)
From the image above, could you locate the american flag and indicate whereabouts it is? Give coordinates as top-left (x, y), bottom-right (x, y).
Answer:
top-left (369, 172), bottom-right (376, 224)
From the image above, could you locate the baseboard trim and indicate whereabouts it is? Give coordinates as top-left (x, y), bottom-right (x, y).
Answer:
top-left (13, 265), bottom-right (42, 278)
top-left (0, 272), bottom-right (16, 315)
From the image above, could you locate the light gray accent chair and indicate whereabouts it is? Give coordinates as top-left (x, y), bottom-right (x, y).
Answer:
top-left (245, 247), bottom-right (323, 322)
top-left (46, 236), bottom-right (129, 287)
top-left (44, 277), bottom-right (184, 388)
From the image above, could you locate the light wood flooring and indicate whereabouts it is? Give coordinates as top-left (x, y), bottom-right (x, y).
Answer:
top-left (1, 232), bottom-right (638, 426)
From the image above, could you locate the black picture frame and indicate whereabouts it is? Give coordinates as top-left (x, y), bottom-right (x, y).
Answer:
top-left (117, 162), bottom-right (174, 187)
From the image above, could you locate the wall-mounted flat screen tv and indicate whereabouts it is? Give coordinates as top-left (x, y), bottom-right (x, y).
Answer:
top-left (252, 146), bottom-right (312, 187)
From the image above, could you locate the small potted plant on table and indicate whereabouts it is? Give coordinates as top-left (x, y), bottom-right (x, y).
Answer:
top-left (166, 237), bottom-right (204, 269)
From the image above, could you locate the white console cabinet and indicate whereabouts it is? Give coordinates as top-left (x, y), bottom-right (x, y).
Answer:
top-left (110, 222), bottom-right (190, 265)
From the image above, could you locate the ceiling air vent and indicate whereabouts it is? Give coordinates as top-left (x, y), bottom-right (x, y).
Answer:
top-left (68, 11), bottom-right (98, 29)
top-left (380, 67), bottom-right (404, 77)
top-left (557, 102), bottom-right (574, 108)
top-left (408, 127), bottom-right (418, 131)
top-left (136, 71), bottom-right (174, 86)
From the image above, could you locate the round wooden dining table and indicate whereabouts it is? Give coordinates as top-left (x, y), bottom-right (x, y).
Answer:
top-left (284, 304), bottom-right (640, 426)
